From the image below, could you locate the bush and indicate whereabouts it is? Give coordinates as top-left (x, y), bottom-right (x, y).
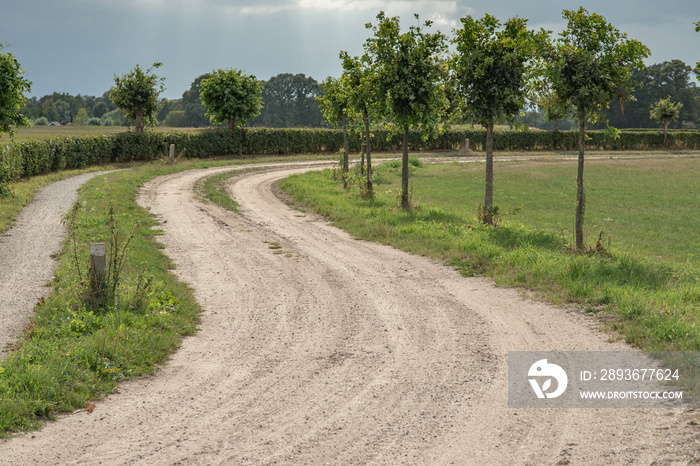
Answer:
top-left (163, 110), bottom-right (189, 128)
top-left (34, 117), bottom-right (49, 126)
top-left (88, 117), bottom-right (102, 126)
top-left (2, 127), bottom-right (700, 186)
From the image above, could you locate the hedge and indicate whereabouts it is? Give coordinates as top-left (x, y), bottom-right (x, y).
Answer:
top-left (2, 127), bottom-right (700, 185)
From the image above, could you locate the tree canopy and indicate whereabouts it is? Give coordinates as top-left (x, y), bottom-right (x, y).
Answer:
top-left (545, 7), bottom-right (649, 250)
top-left (364, 11), bottom-right (447, 207)
top-left (0, 43), bottom-right (32, 135)
top-left (451, 14), bottom-right (542, 223)
top-left (109, 63), bottom-right (166, 133)
top-left (199, 69), bottom-right (262, 130)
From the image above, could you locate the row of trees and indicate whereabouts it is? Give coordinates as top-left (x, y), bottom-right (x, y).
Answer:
top-left (1, 9), bottom-right (698, 251)
top-left (318, 8), bottom-right (652, 251)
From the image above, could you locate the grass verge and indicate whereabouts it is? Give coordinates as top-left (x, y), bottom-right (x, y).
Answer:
top-left (0, 154), bottom-right (336, 436)
top-left (277, 158), bottom-right (700, 394)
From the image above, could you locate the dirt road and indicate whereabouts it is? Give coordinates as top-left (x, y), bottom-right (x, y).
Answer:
top-left (2, 161), bottom-right (698, 464)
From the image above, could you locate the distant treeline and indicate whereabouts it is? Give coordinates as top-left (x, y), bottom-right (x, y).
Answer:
top-left (20, 73), bottom-right (325, 129)
top-left (19, 60), bottom-right (700, 131)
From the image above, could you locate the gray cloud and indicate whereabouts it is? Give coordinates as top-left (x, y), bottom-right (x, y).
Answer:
top-left (2, 0), bottom-right (698, 99)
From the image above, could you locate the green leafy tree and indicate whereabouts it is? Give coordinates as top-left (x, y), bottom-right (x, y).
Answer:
top-left (54, 99), bottom-right (71, 123)
top-left (0, 43), bottom-right (32, 135)
top-left (74, 108), bottom-right (89, 126)
top-left (109, 63), bottom-right (165, 133)
top-left (318, 76), bottom-right (351, 187)
top-left (603, 60), bottom-right (698, 128)
top-left (340, 52), bottom-right (381, 194)
top-left (199, 69), bottom-right (262, 130)
top-left (545, 7), bottom-right (649, 250)
top-left (451, 14), bottom-right (543, 224)
top-left (696, 21), bottom-right (700, 80)
top-left (92, 101), bottom-right (109, 118)
top-left (365, 12), bottom-right (448, 208)
top-left (650, 97), bottom-right (683, 146)
top-left (250, 73), bottom-right (325, 128)
top-left (182, 74), bottom-right (211, 127)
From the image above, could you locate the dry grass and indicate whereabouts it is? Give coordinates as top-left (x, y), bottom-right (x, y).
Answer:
top-left (1, 126), bottom-right (202, 141)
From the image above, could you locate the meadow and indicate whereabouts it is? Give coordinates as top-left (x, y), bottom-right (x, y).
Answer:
top-left (278, 156), bottom-right (700, 356)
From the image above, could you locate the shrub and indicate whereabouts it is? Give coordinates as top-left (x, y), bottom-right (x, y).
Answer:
top-left (34, 117), bottom-right (49, 126)
top-left (163, 110), bottom-right (189, 128)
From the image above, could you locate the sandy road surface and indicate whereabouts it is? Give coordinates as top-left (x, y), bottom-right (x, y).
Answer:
top-left (2, 161), bottom-right (699, 464)
top-left (0, 172), bottom-right (111, 357)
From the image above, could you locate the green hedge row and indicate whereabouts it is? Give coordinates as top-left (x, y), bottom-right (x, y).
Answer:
top-left (2, 127), bottom-right (700, 184)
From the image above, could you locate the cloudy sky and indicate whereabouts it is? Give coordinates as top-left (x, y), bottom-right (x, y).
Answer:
top-left (2, 0), bottom-right (699, 100)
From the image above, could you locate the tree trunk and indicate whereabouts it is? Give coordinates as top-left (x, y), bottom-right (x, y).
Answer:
top-left (364, 109), bottom-right (373, 197)
top-left (342, 114), bottom-right (349, 189)
top-left (663, 119), bottom-right (668, 147)
top-left (575, 106), bottom-right (586, 251)
top-left (360, 143), bottom-right (365, 175)
top-left (400, 125), bottom-right (410, 209)
top-left (134, 109), bottom-right (145, 133)
top-left (228, 118), bottom-right (236, 130)
top-left (483, 122), bottom-right (494, 225)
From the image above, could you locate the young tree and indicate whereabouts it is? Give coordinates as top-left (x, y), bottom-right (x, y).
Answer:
top-left (451, 14), bottom-right (543, 224)
top-left (199, 69), bottom-right (262, 130)
top-left (318, 76), bottom-right (351, 187)
top-left (340, 52), bottom-right (380, 194)
top-left (650, 97), bottom-right (683, 146)
top-left (546, 7), bottom-right (649, 250)
top-left (110, 63), bottom-right (165, 133)
top-left (365, 12), bottom-right (448, 208)
top-left (0, 43), bottom-right (32, 135)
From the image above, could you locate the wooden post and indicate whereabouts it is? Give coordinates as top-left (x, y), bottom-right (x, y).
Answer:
top-left (465, 138), bottom-right (470, 152)
top-left (90, 242), bottom-right (106, 288)
top-left (169, 144), bottom-right (175, 163)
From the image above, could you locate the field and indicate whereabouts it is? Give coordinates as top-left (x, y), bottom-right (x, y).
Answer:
top-left (278, 155), bottom-right (700, 354)
top-left (0, 125), bottom-right (201, 141)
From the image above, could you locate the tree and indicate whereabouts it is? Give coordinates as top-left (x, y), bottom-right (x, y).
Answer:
top-left (0, 43), bottom-right (32, 136)
top-left (110, 63), bottom-right (165, 133)
top-left (74, 108), bottom-right (89, 126)
top-left (451, 14), bottom-right (543, 224)
top-left (250, 73), bottom-right (325, 128)
top-left (603, 60), bottom-right (699, 128)
top-left (365, 12), bottom-right (448, 208)
top-left (650, 97), bottom-right (683, 146)
top-left (182, 74), bottom-right (212, 127)
top-left (546, 7), bottom-right (649, 251)
top-left (340, 52), bottom-right (381, 194)
top-left (199, 68), bottom-right (262, 130)
top-left (318, 76), bottom-right (351, 187)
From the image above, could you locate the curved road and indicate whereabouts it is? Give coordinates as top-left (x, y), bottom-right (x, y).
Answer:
top-left (2, 162), bottom-right (698, 464)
